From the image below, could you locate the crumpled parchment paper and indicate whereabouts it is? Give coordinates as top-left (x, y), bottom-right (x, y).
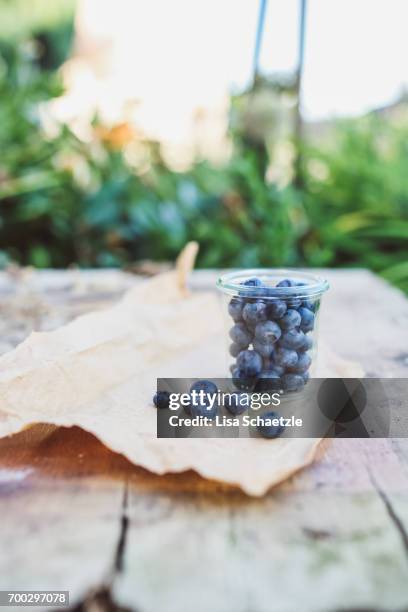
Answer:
top-left (0, 244), bottom-right (363, 496)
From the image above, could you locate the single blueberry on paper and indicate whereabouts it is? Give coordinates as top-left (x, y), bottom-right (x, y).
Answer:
top-left (184, 395), bottom-right (192, 415)
top-left (153, 391), bottom-right (170, 409)
top-left (189, 380), bottom-right (218, 419)
top-left (190, 379), bottom-right (218, 396)
top-left (257, 411), bottom-right (285, 439)
top-left (224, 392), bottom-right (248, 415)
top-left (190, 399), bottom-right (218, 419)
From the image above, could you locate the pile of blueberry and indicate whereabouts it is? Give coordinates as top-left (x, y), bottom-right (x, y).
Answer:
top-left (153, 381), bottom-right (284, 438)
top-left (228, 277), bottom-right (316, 392)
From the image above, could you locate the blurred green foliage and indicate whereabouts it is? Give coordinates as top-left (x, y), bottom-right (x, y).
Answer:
top-left (0, 0), bottom-right (75, 69)
top-left (0, 36), bottom-right (304, 270)
top-left (301, 116), bottom-right (408, 291)
top-left (0, 6), bottom-right (407, 293)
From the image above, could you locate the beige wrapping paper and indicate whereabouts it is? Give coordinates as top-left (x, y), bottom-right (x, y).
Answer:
top-left (0, 244), bottom-right (363, 496)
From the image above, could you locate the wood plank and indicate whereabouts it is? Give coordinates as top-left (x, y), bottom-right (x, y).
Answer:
top-left (0, 427), bottom-right (127, 608)
top-left (114, 485), bottom-right (408, 612)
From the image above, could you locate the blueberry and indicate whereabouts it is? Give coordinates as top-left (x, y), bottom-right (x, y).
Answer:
top-left (241, 277), bottom-right (262, 287)
top-left (229, 342), bottom-right (241, 358)
top-left (302, 371), bottom-right (310, 383)
top-left (274, 347), bottom-right (298, 368)
top-left (299, 333), bottom-right (313, 352)
top-left (224, 392), bottom-right (248, 415)
top-left (302, 298), bottom-right (316, 311)
top-left (298, 307), bottom-right (315, 332)
top-left (274, 280), bottom-right (302, 308)
top-left (254, 320), bottom-right (281, 345)
top-left (268, 362), bottom-right (285, 376)
top-left (290, 352), bottom-right (312, 373)
top-left (266, 299), bottom-right (287, 319)
top-left (236, 349), bottom-right (263, 377)
top-left (257, 411), bottom-right (285, 439)
top-left (288, 298), bottom-right (302, 309)
top-left (184, 395), bottom-right (192, 415)
top-left (279, 329), bottom-right (306, 350)
top-left (231, 366), bottom-right (257, 391)
top-left (276, 279), bottom-right (296, 288)
top-left (281, 374), bottom-right (304, 392)
top-left (253, 339), bottom-right (274, 359)
top-left (261, 357), bottom-right (283, 374)
top-left (190, 398), bottom-right (218, 419)
top-left (239, 277), bottom-right (264, 298)
top-left (280, 309), bottom-right (301, 330)
top-left (255, 371), bottom-right (281, 391)
top-left (228, 297), bottom-right (244, 322)
top-left (190, 379), bottom-right (218, 395)
top-left (229, 323), bottom-right (252, 347)
top-left (262, 357), bottom-right (275, 371)
top-left (190, 380), bottom-right (218, 419)
top-left (153, 391), bottom-right (170, 409)
top-left (242, 301), bottom-right (267, 327)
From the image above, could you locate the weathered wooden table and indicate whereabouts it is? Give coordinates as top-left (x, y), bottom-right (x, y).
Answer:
top-left (1, 268), bottom-right (408, 612)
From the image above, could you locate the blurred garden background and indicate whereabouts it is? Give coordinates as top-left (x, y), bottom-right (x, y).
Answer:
top-left (0, 0), bottom-right (407, 290)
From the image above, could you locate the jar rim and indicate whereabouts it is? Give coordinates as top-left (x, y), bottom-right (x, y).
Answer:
top-left (216, 268), bottom-right (329, 299)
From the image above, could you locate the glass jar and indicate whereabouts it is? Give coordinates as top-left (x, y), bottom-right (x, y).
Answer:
top-left (216, 269), bottom-right (329, 392)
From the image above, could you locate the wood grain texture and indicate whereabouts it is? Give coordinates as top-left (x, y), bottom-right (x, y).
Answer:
top-left (0, 268), bottom-right (408, 611)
